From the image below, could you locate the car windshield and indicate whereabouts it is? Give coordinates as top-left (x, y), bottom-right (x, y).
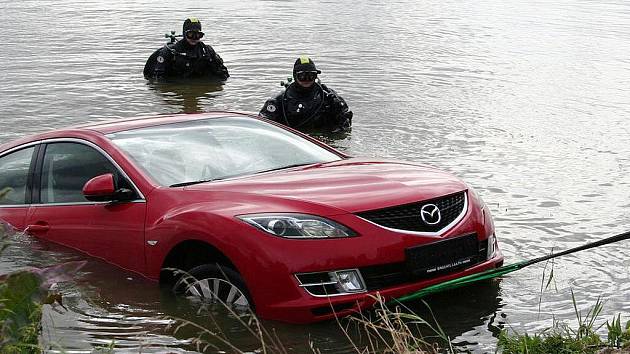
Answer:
top-left (106, 117), bottom-right (342, 187)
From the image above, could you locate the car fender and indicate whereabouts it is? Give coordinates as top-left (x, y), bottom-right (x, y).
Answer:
top-left (143, 208), bottom-right (240, 278)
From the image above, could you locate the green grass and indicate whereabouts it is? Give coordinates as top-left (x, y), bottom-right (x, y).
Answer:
top-left (0, 271), bottom-right (43, 353)
top-left (0, 221), bottom-right (43, 353)
top-left (498, 290), bottom-right (630, 354)
top-left (163, 292), bottom-right (450, 353)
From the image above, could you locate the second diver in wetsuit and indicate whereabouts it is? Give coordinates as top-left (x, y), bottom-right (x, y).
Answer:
top-left (259, 56), bottom-right (352, 133)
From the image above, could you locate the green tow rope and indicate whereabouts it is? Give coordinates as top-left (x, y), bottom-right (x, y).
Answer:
top-left (394, 231), bottom-right (630, 303)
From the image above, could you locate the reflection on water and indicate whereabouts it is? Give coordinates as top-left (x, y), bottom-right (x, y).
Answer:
top-left (415, 280), bottom-right (505, 352)
top-left (147, 81), bottom-right (226, 114)
top-left (300, 129), bottom-right (353, 152)
top-left (1, 0), bottom-right (630, 352)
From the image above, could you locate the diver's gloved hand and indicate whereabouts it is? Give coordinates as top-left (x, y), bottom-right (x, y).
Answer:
top-left (332, 111), bottom-right (353, 133)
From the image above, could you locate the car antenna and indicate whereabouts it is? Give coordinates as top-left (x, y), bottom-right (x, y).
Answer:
top-left (392, 230), bottom-right (630, 303)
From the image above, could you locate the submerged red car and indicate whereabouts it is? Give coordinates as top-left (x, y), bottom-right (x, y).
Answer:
top-left (0, 112), bottom-right (503, 323)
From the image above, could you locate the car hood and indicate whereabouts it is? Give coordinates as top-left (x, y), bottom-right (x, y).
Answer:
top-left (184, 158), bottom-right (468, 213)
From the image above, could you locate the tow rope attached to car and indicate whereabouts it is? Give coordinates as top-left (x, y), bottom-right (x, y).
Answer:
top-left (393, 230), bottom-right (630, 303)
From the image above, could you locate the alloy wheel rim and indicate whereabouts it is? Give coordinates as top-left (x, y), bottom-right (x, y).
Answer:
top-left (185, 277), bottom-right (250, 308)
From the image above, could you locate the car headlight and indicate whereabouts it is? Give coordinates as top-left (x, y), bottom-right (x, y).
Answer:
top-left (237, 213), bottom-right (357, 239)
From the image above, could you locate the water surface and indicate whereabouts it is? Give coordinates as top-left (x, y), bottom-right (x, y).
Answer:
top-left (1, 0), bottom-right (630, 352)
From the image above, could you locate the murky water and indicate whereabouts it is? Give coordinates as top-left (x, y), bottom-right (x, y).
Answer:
top-left (1, 0), bottom-right (630, 352)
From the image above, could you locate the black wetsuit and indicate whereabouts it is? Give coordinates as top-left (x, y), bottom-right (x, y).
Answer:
top-left (259, 82), bottom-right (352, 132)
top-left (151, 40), bottom-right (229, 81)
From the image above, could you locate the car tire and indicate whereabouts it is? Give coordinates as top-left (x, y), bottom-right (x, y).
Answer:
top-left (174, 264), bottom-right (253, 310)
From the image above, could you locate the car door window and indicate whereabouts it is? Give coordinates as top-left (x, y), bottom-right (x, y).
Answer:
top-left (40, 142), bottom-right (132, 204)
top-left (0, 147), bottom-right (36, 205)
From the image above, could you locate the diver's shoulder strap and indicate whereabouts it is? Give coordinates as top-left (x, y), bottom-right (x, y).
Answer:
top-left (320, 83), bottom-right (342, 96)
top-left (161, 43), bottom-right (180, 57)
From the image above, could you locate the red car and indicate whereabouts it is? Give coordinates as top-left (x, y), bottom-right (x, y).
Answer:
top-left (0, 112), bottom-right (503, 323)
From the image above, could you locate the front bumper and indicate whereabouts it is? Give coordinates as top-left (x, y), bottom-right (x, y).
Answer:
top-left (257, 250), bottom-right (504, 323)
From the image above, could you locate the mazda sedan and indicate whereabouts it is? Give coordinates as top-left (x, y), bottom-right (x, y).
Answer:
top-left (0, 112), bottom-right (503, 323)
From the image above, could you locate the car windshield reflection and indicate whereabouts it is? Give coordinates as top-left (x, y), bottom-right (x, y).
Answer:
top-left (106, 117), bottom-right (342, 187)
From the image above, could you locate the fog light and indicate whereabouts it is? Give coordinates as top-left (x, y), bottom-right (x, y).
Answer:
top-left (487, 233), bottom-right (496, 259)
top-left (330, 269), bottom-right (366, 293)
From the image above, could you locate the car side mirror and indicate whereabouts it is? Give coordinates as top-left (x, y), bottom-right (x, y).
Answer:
top-left (83, 173), bottom-right (133, 202)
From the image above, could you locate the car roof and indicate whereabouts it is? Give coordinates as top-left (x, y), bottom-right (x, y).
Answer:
top-left (0, 111), bottom-right (257, 152)
top-left (76, 111), bottom-right (255, 134)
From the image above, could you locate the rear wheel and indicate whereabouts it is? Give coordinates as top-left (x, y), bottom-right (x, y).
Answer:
top-left (174, 264), bottom-right (252, 310)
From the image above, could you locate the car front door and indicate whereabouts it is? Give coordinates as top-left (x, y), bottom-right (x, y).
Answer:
top-left (25, 140), bottom-right (147, 274)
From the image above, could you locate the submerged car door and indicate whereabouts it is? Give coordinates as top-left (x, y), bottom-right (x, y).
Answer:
top-left (25, 140), bottom-right (147, 274)
top-left (0, 144), bottom-right (39, 230)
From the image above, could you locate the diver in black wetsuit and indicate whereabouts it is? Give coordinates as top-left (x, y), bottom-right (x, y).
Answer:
top-left (147, 18), bottom-right (229, 81)
top-left (259, 56), bottom-right (352, 133)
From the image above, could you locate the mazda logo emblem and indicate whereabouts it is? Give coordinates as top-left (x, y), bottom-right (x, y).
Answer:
top-left (420, 204), bottom-right (441, 225)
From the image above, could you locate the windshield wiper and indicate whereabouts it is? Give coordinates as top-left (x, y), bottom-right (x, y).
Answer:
top-left (170, 163), bottom-right (319, 187)
top-left (170, 179), bottom-right (216, 187)
top-left (253, 162), bottom-right (319, 175)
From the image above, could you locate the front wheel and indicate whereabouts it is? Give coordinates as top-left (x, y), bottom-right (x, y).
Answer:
top-left (174, 264), bottom-right (252, 310)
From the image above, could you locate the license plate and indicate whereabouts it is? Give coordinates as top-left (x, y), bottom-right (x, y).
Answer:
top-left (405, 233), bottom-right (479, 277)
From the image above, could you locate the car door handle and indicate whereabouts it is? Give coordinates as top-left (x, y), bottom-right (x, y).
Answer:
top-left (26, 224), bottom-right (50, 234)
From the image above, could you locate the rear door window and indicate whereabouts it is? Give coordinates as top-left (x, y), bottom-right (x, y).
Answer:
top-left (0, 147), bottom-right (36, 205)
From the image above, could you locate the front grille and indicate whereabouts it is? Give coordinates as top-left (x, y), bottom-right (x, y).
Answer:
top-left (360, 235), bottom-right (488, 291)
top-left (356, 191), bottom-right (467, 233)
